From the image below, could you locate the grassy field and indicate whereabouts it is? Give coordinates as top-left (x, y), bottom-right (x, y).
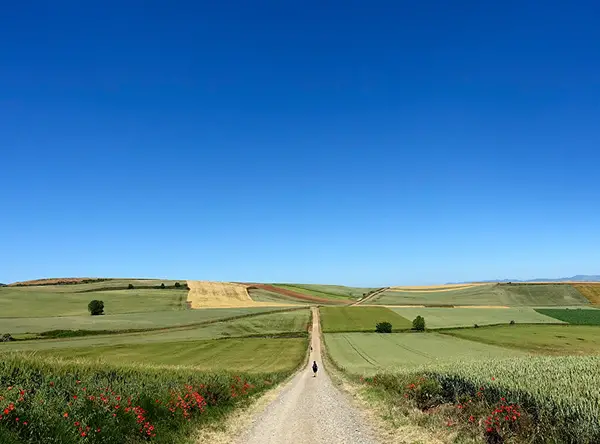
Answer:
top-left (368, 283), bottom-right (590, 306)
top-left (0, 285), bottom-right (188, 317)
top-left (390, 306), bottom-right (565, 328)
top-left (366, 356), bottom-right (600, 443)
top-left (0, 309), bottom-right (310, 350)
top-left (320, 306), bottom-right (411, 332)
top-left (274, 284), bottom-right (377, 301)
top-left (535, 307), bottom-right (600, 325)
top-left (0, 307), bottom-right (288, 335)
top-left (442, 324), bottom-right (600, 354)
top-left (28, 337), bottom-right (308, 372)
top-left (0, 354), bottom-right (293, 444)
top-left (324, 332), bottom-right (525, 375)
top-left (573, 283), bottom-right (600, 305)
top-left (248, 288), bottom-right (308, 305)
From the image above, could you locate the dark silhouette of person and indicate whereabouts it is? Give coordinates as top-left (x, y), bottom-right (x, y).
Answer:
top-left (312, 361), bottom-right (318, 377)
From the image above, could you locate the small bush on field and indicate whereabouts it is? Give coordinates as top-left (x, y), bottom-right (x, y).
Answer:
top-left (510, 320), bottom-right (515, 325)
top-left (375, 322), bottom-right (392, 333)
top-left (1, 334), bottom-right (15, 342)
top-left (127, 283), bottom-right (134, 289)
top-left (160, 283), bottom-right (165, 288)
top-left (0, 355), bottom-right (287, 444)
top-left (412, 316), bottom-right (425, 331)
top-left (87, 300), bottom-right (104, 316)
top-left (174, 282), bottom-right (181, 288)
top-left (474, 323), bottom-right (479, 328)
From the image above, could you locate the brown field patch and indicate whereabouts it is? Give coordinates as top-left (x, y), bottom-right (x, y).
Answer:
top-left (186, 281), bottom-right (293, 308)
top-left (7, 277), bottom-right (108, 286)
top-left (573, 284), bottom-right (600, 305)
top-left (248, 284), bottom-right (346, 305)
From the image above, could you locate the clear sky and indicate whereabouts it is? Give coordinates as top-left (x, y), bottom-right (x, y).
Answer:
top-left (1, 1), bottom-right (599, 286)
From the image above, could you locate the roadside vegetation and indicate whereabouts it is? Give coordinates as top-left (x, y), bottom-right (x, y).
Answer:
top-left (0, 354), bottom-right (292, 444)
top-left (359, 356), bottom-right (600, 443)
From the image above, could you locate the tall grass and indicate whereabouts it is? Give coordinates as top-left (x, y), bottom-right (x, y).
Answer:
top-left (0, 354), bottom-right (289, 443)
top-left (367, 356), bottom-right (600, 443)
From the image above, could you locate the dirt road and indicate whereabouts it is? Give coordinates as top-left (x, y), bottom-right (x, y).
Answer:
top-left (237, 307), bottom-right (377, 444)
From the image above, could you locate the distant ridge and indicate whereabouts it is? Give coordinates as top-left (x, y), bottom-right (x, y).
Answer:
top-left (449, 275), bottom-right (600, 284)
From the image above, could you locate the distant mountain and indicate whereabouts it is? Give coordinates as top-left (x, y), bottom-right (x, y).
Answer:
top-left (449, 275), bottom-right (600, 284)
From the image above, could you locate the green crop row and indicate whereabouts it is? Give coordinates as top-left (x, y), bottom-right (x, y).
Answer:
top-left (0, 354), bottom-right (289, 444)
top-left (369, 356), bottom-right (600, 443)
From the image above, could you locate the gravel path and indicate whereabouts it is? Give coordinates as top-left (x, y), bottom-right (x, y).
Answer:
top-left (237, 307), bottom-right (377, 444)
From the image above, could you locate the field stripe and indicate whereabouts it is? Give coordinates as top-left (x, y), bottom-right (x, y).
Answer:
top-left (341, 334), bottom-right (380, 366)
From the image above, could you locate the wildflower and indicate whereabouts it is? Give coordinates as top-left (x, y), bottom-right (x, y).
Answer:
top-left (491, 377), bottom-right (495, 381)
top-left (63, 412), bottom-right (69, 418)
top-left (469, 415), bottom-right (475, 422)
top-left (81, 432), bottom-right (86, 437)
top-left (23, 421), bottom-right (27, 426)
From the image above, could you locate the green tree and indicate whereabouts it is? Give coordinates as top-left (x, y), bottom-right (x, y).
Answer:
top-left (160, 283), bottom-right (165, 289)
top-left (375, 321), bottom-right (392, 333)
top-left (88, 300), bottom-right (104, 316)
top-left (174, 282), bottom-right (181, 288)
top-left (128, 283), bottom-right (134, 289)
top-left (412, 315), bottom-right (425, 331)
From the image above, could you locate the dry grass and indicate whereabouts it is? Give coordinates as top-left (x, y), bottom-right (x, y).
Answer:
top-left (388, 284), bottom-right (484, 293)
top-left (573, 284), bottom-right (600, 305)
top-left (186, 281), bottom-right (293, 308)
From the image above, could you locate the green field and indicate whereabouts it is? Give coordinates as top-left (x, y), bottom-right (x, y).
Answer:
top-left (443, 324), bottom-right (600, 354)
top-left (0, 309), bottom-right (310, 350)
top-left (325, 332), bottom-right (525, 375)
top-left (274, 284), bottom-right (378, 301)
top-left (369, 356), bottom-right (600, 443)
top-left (0, 280), bottom-right (189, 317)
top-left (28, 337), bottom-right (307, 372)
top-left (0, 306), bottom-right (287, 335)
top-left (368, 283), bottom-right (590, 306)
top-left (535, 307), bottom-right (600, 325)
top-left (320, 306), bottom-right (411, 332)
top-left (248, 288), bottom-right (308, 305)
top-left (391, 306), bottom-right (564, 328)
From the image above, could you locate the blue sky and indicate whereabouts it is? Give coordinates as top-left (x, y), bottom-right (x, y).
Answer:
top-left (1, 1), bottom-right (599, 286)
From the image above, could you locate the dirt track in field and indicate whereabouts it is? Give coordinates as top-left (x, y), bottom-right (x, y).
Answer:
top-left (237, 307), bottom-right (377, 444)
top-left (186, 281), bottom-right (293, 308)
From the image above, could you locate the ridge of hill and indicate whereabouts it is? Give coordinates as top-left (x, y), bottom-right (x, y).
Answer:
top-left (449, 275), bottom-right (600, 284)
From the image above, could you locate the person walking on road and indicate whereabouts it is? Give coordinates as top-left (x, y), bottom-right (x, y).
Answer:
top-left (312, 361), bottom-right (318, 377)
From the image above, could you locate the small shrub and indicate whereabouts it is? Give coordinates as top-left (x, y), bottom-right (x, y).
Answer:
top-left (510, 320), bottom-right (515, 325)
top-left (1, 333), bottom-right (15, 342)
top-left (174, 282), bottom-right (181, 288)
top-left (474, 324), bottom-right (480, 328)
top-left (160, 283), bottom-right (165, 289)
top-left (128, 283), bottom-right (134, 289)
top-left (87, 300), bottom-right (104, 316)
top-left (412, 316), bottom-right (425, 331)
top-left (376, 322), bottom-right (392, 333)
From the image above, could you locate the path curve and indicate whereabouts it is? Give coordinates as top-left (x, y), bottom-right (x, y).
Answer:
top-left (237, 307), bottom-right (377, 444)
